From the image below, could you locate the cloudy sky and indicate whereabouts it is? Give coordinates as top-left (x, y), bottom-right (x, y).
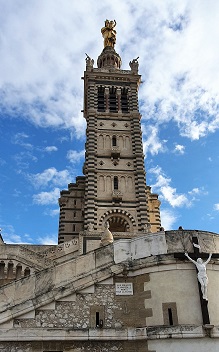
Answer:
top-left (0, 0), bottom-right (219, 244)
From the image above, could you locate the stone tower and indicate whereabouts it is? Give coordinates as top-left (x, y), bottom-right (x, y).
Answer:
top-left (58, 21), bottom-right (161, 247)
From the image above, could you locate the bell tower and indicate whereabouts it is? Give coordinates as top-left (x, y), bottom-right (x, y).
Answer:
top-left (58, 21), bottom-right (161, 248)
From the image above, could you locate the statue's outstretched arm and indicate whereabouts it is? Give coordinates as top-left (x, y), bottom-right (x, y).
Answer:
top-left (204, 253), bottom-right (212, 265)
top-left (185, 252), bottom-right (197, 265)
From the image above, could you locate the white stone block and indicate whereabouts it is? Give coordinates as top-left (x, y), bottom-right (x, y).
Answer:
top-left (76, 252), bottom-right (95, 276)
top-left (113, 239), bottom-right (131, 263)
top-left (79, 285), bottom-right (95, 294)
top-left (57, 292), bottom-right (76, 302)
top-left (39, 301), bottom-right (56, 310)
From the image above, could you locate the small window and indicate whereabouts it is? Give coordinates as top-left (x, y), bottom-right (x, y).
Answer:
top-left (0, 261), bottom-right (5, 279)
top-left (24, 267), bottom-right (30, 277)
top-left (112, 135), bottom-right (117, 146)
top-left (109, 87), bottom-right (117, 112)
top-left (90, 306), bottom-right (104, 328)
top-left (114, 176), bottom-right (118, 190)
top-left (7, 262), bottom-right (14, 279)
top-left (98, 86), bottom-right (105, 112)
top-left (168, 308), bottom-right (173, 326)
top-left (96, 312), bottom-right (100, 327)
top-left (121, 87), bottom-right (129, 112)
top-left (73, 224), bottom-right (76, 231)
top-left (162, 302), bottom-right (178, 326)
top-left (16, 264), bottom-right (22, 280)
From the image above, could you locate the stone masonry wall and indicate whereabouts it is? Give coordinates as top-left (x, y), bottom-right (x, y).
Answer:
top-left (17, 284), bottom-right (121, 329)
top-left (16, 274), bottom-right (150, 331)
top-left (114, 273), bottom-right (151, 327)
top-left (0, 340), bottom-right (151, 352)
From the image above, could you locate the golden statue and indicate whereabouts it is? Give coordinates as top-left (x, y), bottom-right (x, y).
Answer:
top-left (101, 20), bottom-right (117, 48)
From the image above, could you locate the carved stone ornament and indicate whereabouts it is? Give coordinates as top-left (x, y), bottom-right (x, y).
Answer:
top-left (87, 223), bottom-right (94, 232)
top-left (85, 53), bottom-right (94, 70)
top-left (129, 57), bottom-right (139, 73)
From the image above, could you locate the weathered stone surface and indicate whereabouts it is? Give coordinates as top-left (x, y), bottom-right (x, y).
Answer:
top-left (114, 233), bottom-right (167, 263)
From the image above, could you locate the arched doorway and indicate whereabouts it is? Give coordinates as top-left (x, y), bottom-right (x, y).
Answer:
top-left (99, 209), bottom-right (136, 233)
top-left (107, 215), bottom-right (129, 232)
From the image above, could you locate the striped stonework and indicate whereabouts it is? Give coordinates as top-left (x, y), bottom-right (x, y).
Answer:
top-left (58, 45), bottom-right (161, 245)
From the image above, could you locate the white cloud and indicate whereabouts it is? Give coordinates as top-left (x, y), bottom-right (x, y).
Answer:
top-left (33, 187), bottom-right (60, 205)
top-left (174, 144), bottom-right (185, 154)
top-left (13, 189), bottom-right (22, 197)
top-left (1, 224), bottom-right (32, 244)
top-left (44, 146), bottom-right (58, 152)
top-left (160, 209), bottom-right (178, 230)
top-left (44, 208), bottom-right (60, 217)
top-left (137, 2), bottom-right (219, 140)
top-left (161, 185), bottom-right (188, 208)
top-left (67, 149), bottom-right (85, 163)
top-left (12, 132), bottom-right (33, 149)
top-left (150, 166), bottom-right (189, 207)
top-left (142, 125), bottom-right (166, 157)
top-left (149, 166), bottom-right (208, 208)
top-left (0, 2), bottom-right (219, 141)
top-left (37, 234), bottom-right (57, 245)
top-left (188, 187), bottom-right (208, 196)
top-left (28, 167), bottom-right (72, 188)
top-left (214, 203), bottom-right (219, 211)
top-left (13, 151), bottom-right (38, 169)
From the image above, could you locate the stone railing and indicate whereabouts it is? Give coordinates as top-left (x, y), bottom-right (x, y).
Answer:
top-left (0, 237), bottom-right (80, 270)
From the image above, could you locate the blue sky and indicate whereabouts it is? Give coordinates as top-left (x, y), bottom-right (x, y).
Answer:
top-left (0, 0), bottom-right (219, 244)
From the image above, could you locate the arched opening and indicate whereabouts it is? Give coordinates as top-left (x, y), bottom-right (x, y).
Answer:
top-left (113, 176), bottom-right (118, 190)
top-left (7, 262), bottom-right (14, 279)
top-left (0, 261), bottom-right (5, 279)
top-left (16, 264), bottom-right (22, 280)
top-left (112, 135), bottom-right (117, 147)
top-left (99, 210), bottom-right (136, 233)
top-left (109, 87), bottom-right (117, 112)
top-left (121, 87), bottom-right (129, 112)
top-left (98, 86), bottom-right (105, 112)
top-left (108, 216), bottom-right (130, 232)
top-left (24, 267), bottom-right (30, 277)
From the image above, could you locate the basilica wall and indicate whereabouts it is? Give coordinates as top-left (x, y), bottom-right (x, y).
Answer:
top-left (97, 174), bottom-right (135, 199)
top-left (0, 231), bottom-right (219, 351)
top-left (0, 340), bottom-right (150, 352)
top-left (97, 132), bottom-right (132, 153)
top-left (12, 273), bottom-right (150, 331)
top-left (207, 269), bottom-right (219, 325)
top-left (145, 268), bottom-right (203, 326)
top-left (148, 338), bottom-right (219, 352)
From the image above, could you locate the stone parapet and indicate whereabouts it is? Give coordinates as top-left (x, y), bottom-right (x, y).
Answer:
top-left (114, 230), bottom-right (219, 264)
top-left (1, 325), bottom-right (219, 341)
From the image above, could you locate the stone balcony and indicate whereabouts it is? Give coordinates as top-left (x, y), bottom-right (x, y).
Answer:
top-left (111, 146), bottom-right (120, 159)
top-left (112, 190), bottom-right (123, 201)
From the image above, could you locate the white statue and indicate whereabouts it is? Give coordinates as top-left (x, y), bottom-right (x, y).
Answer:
top-left (100, 221), bottom-right (114, 246)
top-left (185, 252), bottom-right (212, 300)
